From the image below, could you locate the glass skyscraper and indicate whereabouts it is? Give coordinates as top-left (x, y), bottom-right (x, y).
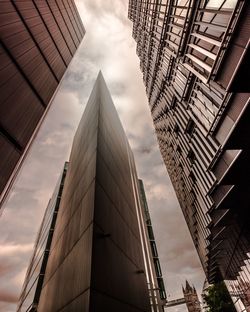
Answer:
top-left (0, 0), bottom-right (85, 209)
top-left (128, 0), bottom-right (250, 310)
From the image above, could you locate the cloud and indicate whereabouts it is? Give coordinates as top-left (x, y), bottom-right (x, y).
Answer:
top-left (0, 263), bottom-right (12, 277)
top-left (0, 244), bottom-right (33, 256)
top-left (0, 241), bottom-right (33, 309)
top-left (0, 291), bottom-right (18, 304)
top-left (79, 0), bottom-right (130, 25)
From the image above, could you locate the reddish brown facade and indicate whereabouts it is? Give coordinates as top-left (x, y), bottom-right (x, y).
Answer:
top-left (0, 0), bottom-right (85, 208)
top-left (128, 0), bottom-right (250, 311)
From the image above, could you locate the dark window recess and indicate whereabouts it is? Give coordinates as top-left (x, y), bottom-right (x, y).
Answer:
top-left (170, 96), bottom-right (177, 109)
top-left (187, 149), bottom-right (196, 164)
top-left (189, 171), bottom-right (196, 184)
top-left (148, 226), bottom-right (155, 240)
top-left (164, 105), bottom-right (169, 114)
top-left (176, 145), bottom-right (182, 155)
top-left (174, 123), bottom-right (180, 134)
top-left (185, 118), bottom-right (195, 136)
top-left (153, 258), bottom-right (162, 277)
top-left (166, 125), bottom-right (172, 133)
top-left (150, 241), bottom-right (158, 258)
top-left (158, 278), bottom-right (166, 300)
top-left (184, 73), bottom-right (196, 101)
top-left (190, 190), bottom-right (196, 203)
top-left (155, 110), bottom-right (165, 122)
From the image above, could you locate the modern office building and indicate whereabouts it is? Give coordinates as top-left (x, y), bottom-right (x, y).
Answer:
top-left (0, 0), bottom-right (85, 209)
top-left (18, 73), bottom-right (152, 312)
top-left (128, 0), bottom-right (250, 310)
top-left (17, 162), bottom-right (68, 312)
top-left (138, 179), bottom-right (166, 311)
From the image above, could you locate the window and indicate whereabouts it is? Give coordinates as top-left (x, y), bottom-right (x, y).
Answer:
top-left (185, 118), bottom-right (196, 136)
top-left (187, 149), bottom-right (196, 164)
top-left (170, 95), bottom-right (177, 109)
top-left (174, 123), bottom-right (180, 133)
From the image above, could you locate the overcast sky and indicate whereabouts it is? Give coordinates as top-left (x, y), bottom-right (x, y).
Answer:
top-left (0, 1), bottom-right (205, 311)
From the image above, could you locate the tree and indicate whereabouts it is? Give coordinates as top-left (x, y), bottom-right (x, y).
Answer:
top-left (203, 282), bottom-right (236, 312)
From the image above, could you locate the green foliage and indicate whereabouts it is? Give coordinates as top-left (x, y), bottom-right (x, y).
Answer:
top-left (203, 282), bottom-right (236, 312)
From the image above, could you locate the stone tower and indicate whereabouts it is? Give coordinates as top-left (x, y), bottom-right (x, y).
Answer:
top-left (183, 281), bottom-right (201, 312)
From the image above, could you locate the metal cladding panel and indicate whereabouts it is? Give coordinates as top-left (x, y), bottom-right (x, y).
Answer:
top-left (34, 1), bottom-right (72, 65)
top-left (215, 43), bottom-right (246, 91)
top-left (58, 291), bottom-right (91, 312)
top-left (214, 92), bottom-right (250, 146)
top-left (38, 225), bottom-right (94, 312)
top-left (0, 0), bottom-right (85, 206)
top-left (0, 134), bottom-right (21, 202)
top-left (90, 73), bottom-right (150, 312)
top-left (37, 73), bottom-right (150, 312)
top-left (216, 2), bottom-right (250, 91)
top-left (38, 79), bottom-right (99, 312)
top-left (89, 290), bottom-right (149, 312)
top-left (0, 50), bottom-right (44, 146)
top-left (46, 0), bottom-right (77, 55)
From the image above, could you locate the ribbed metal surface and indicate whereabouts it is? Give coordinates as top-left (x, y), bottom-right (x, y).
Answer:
top-left (128, 0), bottom-right (250, 310)
top-left (36, 74), bottom-right (151, 312)
top-left (0, 0), bottom-right (85, 208)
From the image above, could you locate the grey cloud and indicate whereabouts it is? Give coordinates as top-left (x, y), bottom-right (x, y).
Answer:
top-left (0, 263), bottom-right (12, 277)
top-left (63, 57), bottom-right (97, 96)
top-left (60, 122), bottom-right (75, 131)
top-left (108, 81), bottom-right (127, 96)
top-left (138, 146), bottom-right (153, 154)
top-left (80, 0), bottom-right (130, 26)
top-left (0, 291), bottom-right (18, 304)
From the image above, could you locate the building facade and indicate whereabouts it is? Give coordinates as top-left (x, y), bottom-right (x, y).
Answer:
top-left (17, 162), bottom-right (68, 311)
top-left (18, 73), bottom-right (152, 312)
top-left (128, 0), bottom-right (250, 310)
top-left (0, 0), bottom-right (85, 209)
top-left (138, 179), bottom-right (166, 311)
top-left (183, 281), bottom-right (201, 312)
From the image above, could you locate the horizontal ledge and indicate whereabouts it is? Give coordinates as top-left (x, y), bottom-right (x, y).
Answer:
top-left (185, 53), bottom-right (212, 72)
top-left (188, 43), bottom-right (217, 60)
top-left (191, 32), bottom-right (222, 46)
